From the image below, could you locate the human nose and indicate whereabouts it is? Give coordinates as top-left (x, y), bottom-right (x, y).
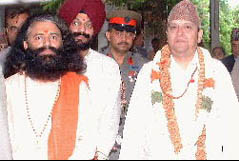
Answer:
top-left (177, 26), bottom-right (184, 36)
top-left (44, 37), bottom-right (51, 47)
top-left (120, 31), bottom-right (127, 40)
top-left (76, 23), bottom-right (86, 33)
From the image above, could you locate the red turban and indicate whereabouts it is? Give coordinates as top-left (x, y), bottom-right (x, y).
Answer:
top-left (59, 0), bottom-right (106, 35)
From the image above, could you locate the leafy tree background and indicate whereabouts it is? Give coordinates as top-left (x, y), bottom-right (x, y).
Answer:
top-left (219, 0), bottom-right (239, 55)
top-left (42, 0), bottom-right (239, 55)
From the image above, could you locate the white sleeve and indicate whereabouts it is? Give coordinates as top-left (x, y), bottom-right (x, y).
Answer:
top-left (0, 69), bottom-right (12, 160)
top-left (70, 82), bottom-right (97, 160)
top-left (207, 62), bottom-right (239, 160)
top-left (96, 62), bottom-right (121, 160)
top-left (119, 63), bottom-right (153, 160)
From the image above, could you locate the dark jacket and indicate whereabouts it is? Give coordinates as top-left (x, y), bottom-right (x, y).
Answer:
top-left (222, 55), bottom-right (236, 73)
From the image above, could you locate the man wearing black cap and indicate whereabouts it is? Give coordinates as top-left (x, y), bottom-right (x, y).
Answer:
top-left (59, 0), bottom-right (121, 160)
top-left (103, 9), bottom-right (149, 160)
top-left (222, 28), bottom-right (239, 73)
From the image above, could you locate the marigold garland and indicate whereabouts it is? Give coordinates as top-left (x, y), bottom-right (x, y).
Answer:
top-left (195, 126), bottom-right (207, 160)
top-left (160, 45), bottom-right (183, 154)
top-left (195, 49), bottom-right (206, 118)
top-left (158, 44), bottom-right (207, 158)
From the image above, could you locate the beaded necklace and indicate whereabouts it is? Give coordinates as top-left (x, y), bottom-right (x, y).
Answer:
top-left (161, 66), bottom-right (198, 99)
top-left (24, 76), bottom-right (61, 147)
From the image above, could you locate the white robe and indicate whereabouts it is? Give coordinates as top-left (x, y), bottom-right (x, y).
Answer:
top-left (0, 65), bottom-right (12, 160)
top-left (119, 48), bottom-right (239, 160)
top-left (6, 73), bottom-right (97, 160)
top-left (84, 49), bottom-right (121, 159)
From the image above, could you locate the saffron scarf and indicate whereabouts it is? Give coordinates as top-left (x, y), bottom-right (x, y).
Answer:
top-left (48, 72), bottom-right (88, 160)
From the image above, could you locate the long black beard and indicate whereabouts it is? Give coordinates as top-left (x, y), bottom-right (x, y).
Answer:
top-left (24, 47), bottom-right (68, 81)
top-left (72, 32), bottom-right (94, 50)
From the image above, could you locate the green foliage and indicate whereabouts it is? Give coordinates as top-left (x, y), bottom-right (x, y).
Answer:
top-left (191, 0), bottom-right (210, 49)
top-left (187, 0), bottom-right (239, 55)
top-left (105, 0), bottom-right (147, 10)
top-left (41, 0), bottom-right (65, 13)
top-left (220, 0), bottom-right (239, 55)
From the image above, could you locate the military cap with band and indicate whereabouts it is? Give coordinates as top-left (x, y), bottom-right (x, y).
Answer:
top-left (107, 10), bottom-right (142, 33)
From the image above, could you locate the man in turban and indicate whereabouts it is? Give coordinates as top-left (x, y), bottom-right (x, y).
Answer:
top-left (59, 0), bottom-right (121, 160)
top-left (0, 65), bottom-right (12, 160)
top-left (120, 0), bottom-right (239, 159)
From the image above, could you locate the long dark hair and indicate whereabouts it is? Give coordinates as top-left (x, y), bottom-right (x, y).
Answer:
top-left (4, 13), bottom-right (86, 78)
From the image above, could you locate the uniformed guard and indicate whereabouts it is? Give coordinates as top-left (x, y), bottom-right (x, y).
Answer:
top-left (103, 9), bottom-right (149, 160)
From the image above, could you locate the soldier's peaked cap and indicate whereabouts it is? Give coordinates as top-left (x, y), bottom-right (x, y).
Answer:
top-left (107, 10), bottom-right (142, 28)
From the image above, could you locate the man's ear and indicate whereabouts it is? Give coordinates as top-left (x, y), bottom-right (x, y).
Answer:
top-left (5, 28), bottom-right (8, 34)
top-left (106, 31), bottom-right (111, 41)
top-left (197, 29), bottom-right (203, 44)
top-left (23, 41), bottom-right (28, 50)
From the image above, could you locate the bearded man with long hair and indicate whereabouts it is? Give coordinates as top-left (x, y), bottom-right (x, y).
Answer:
top-left (4, 14), bottom-right (97, 160)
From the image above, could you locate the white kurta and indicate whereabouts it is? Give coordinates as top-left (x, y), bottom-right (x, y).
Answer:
top-left (6, 73), bottom-right (97, 160)
top-left (119, 48), bottom-right (239, 160)
top-left (84, 49), bottom-right (121, 159)
top-left (0, 65), bottom-right (12, 160)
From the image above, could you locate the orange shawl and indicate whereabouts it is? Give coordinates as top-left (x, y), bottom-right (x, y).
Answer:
top-left (48, 72), bottom-right (88, 160)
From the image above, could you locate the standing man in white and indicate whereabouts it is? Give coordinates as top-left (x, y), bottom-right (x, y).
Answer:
top-left (0, 65), bottom-right (12, 160)
top-left (5, 14), bottom-right (96, 160)
top-left (59, 0), bottom-right (121, 159)
top-left (120, 0), bottom-right (239, 159)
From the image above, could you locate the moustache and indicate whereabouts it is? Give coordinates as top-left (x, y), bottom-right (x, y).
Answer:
top-left (32, 46), bottom-right (59, 56)
top-left (118, 42), bottom-right (130, 46)
top-left (72, 32), bottom-right (90, 39)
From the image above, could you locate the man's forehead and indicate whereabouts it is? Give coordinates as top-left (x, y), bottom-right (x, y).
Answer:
top-left (28, 21), bottom-right (61, 35)
top-left (7, 13), bottom-right (29, 25)
top-left (168, 20), bottom-right (196, 26)
top-left (74, 13), bottom-right (91, 22)
top-left (232, 41), bottom-right (239, 45)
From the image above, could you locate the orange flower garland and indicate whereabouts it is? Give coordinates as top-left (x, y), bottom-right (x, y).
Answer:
top-left (195, 49), bottom-right (206, 118)
top-left (195, 126), bottom-right (207, 160)
top-left (158, 45), bottom-right (207, 158)
top-left (159, 45), bottom-right (183, 154)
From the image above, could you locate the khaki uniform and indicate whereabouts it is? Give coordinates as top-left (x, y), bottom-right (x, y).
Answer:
top-left (103, 48), bottom-right (149, 160)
